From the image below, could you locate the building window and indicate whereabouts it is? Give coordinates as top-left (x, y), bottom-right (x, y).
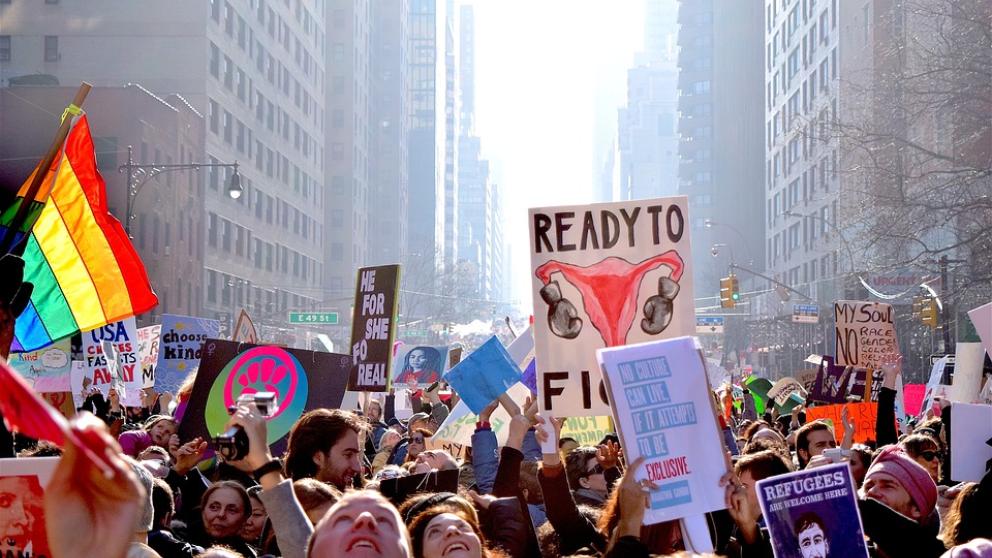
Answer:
top-left (0, 36), bottom-right (9, 61)
top-left (44, 36), bottom-right (58, 61)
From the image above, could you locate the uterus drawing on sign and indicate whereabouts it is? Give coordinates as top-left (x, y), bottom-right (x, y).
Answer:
top-left (535, 251), bottom-right (685, 347)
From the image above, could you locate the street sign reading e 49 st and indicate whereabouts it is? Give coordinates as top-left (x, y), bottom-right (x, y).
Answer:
top-left (288, 312), bottom-right (339, 325)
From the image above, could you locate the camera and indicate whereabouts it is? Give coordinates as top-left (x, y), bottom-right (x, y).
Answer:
top-left (213, 392), bottom-right (278, 462)
top-left (822, 447), bottom-right (850, 462)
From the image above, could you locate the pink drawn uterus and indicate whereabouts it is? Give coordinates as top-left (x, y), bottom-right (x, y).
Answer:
top-left (535, 251), bottom-right (684, 347)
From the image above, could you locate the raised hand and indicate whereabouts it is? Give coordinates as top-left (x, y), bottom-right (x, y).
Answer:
top-left (616, 456), bottom-right (655, 538)
top-left (172, 437), bottom-right (208, 476)
top-left (596, 440), bottom-right (622, 471)
top-left (44, 413), bottom-right (144, 558)
top-left (478, 399), bottom-right (500, 424)
top-left (841, 405), bottom-right (856, 449)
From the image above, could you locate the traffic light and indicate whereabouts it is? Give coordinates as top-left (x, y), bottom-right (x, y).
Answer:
top-left (720, 274), bottom-right (739, 308)
top-left (912, 296), bottom-right (923, 319)
top-left (920, 297), bottom-right (938, 329)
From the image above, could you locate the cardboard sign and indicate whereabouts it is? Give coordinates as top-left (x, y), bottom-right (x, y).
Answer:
top-left (767, 377), bottom-right (807, 409)
top-left (804, 403), bottom-right (878, 444)
top-left (7, 338), bottom-right (72, 393)
top-left (137, 325), bottom-right (161, 389)
top-left (444, 336), bottom-right (522, 414)
top-left (598, 336), bottom-right (726, 524)
top-left (425, 436), bottom-right (467, 461)
top-left (757, 463), bottom-right (869, 558)
top-left (432, 382), bottom-right (528, 447)
top-left (232, 308), bottom-right (259, 343)
top-left (795, 368), bottom-right (819, 394)
top-left (530, 197), bottom-right (694, 416)
top-left (950, 403), bottom-right (992, 482)
top-left (83, 318), bottom-right (139, 406)
top-left (348, 264), bottom-right (400, 391)
top-left (154, 314), bottom-right (221, 394)
top-left (178, 339), bottom-right (351, 455)
top-left (393, 344), bottom-right (449, 388)
top-left (0, 457), bottom-right (59, 558)
top-left (834, 301), bottom-right (899, 368)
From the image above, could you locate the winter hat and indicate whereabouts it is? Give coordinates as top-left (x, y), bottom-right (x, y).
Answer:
top-left (865, 445), bottom-right (938, 520)
top-left (941, 538), bottom-right (992, 558)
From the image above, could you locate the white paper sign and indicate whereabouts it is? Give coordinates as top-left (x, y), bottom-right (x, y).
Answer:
top-left (598, 336), bottom-right (727, 524)
top-left (83, 318), bottom-right (139, 407)
top-left (968, 302), bottom-right (991, 357)
top-left (949, 403), bottom-right (992, 482)
top-left (950, 343), bottom-right (986, 403)
top-left (529, 197), bottom-right (694, 416)
top-left (69, 361), bottom-right (91, 409)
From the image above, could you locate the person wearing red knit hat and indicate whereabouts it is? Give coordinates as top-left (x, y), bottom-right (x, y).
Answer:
top-left (861, 445), bottom-right (938, 524)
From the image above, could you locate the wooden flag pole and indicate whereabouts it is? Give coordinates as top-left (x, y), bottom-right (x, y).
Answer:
top-left (0, 82), bottom-right (92, 255)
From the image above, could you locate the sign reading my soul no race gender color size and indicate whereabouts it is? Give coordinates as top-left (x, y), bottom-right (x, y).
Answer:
top-left (529, 196), bottom-right (694, 417)
top-left (598, 336), bottom-right (726, 524)
top-left (348, 264), bottom-right (400, 392)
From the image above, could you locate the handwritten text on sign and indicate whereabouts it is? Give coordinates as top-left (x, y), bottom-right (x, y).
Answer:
top-left (834, 301), bottom-right (898, 368)
top-left (348, 264), bottom-right (400, 391)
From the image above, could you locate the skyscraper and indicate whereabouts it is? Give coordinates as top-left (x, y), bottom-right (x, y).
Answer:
top-left (677, 0), bottom-right (765, 303)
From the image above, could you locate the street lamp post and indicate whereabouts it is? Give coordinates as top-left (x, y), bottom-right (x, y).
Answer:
top-left (119, 145), bottom-right (241, 234)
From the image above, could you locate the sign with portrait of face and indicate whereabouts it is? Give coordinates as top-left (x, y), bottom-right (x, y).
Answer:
top-left (392, 344), bottom-right (449, 389)
top-left (0, 457), bottom-right (58, 558)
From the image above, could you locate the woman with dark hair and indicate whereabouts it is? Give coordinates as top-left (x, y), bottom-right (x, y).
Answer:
top-left (240, 485), bottom-right (268, 553)
top-left (190, 481), bottom-right (258, 558)
top-left (940, 473), bottom-right (992, 548)
top-left (408, 504), bottom-right (508, 558)
top-left (397, 346), bottom-right (444, 386)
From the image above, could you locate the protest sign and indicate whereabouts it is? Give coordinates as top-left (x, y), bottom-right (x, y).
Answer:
top-left (505, 326), bottom-right (538, 393)
top-left (155, 314), bottom-right (221, 394)
top-left (795, 367), bottom-right (819, 394)
top-left (41, 391), bottom-right (76, 418)
top-left (744, 376), bottom-right (774, 415)
top-left (70, 360), bottom-right (90, 408)
top-left (804, 403), bottom-right (878, 444)
top-left (232, 308), bottom-right (259, 343)
top-left (348, 264), bottom-right (400, 391)
top-left (83, 318), bottom-right (140, 406)
top-left (529, 196), bottom-right (694, 416)
top-left (137, 325), bottom-right (161, 389)
top-left (950, 343), bottom-right (986, 403)
top-left (919, 356), bottom-right (951, 418)
top-left (598, 336), bottom-right (726, 524)
top-left (809, 356), bottom-right (869, 404)
top-left (834, 301), bottom-right (899, 368)
top-left (444, 336), bottom-right (522, 414)
top-left (903, 383), bottom-right (925, 417)
top-left (757, 462), bottom-right (869, 558)
top-left (967, 302), bottom-right (991, 357)
top-left (560, 416), bottom-right (614, 446)
top-left (7, 338), bottom-right (71, 393)
top-left (425, 436), bottom-right (467, 461)
top-left (767, 377), bottom-right (807, 410)
top-left (0, 457), bottom-right (58, 558)
top-left (393, 344), bottom-right (449, 388)
top-left (432, 382), bottom-right (529, 447)
top-left (178, 339), bottom-right (351, 455)
top-left (950, 403), bottom-right (992, 482)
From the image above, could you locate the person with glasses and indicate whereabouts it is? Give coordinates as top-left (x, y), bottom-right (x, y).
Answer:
top-left (564, 447), bottom-right (616, 507)
top-left (901, 433), bottom-right (943, 483)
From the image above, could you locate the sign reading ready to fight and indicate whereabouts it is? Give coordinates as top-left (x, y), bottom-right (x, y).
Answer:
top-left (528, 197), bottom-right (694, 416)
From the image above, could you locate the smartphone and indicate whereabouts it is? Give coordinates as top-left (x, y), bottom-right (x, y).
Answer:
top-left (822, 447), bottom-right (849, 462)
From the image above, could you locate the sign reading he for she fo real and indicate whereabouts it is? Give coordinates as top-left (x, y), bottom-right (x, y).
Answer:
top-left (757, 463), bottom-right (869, 558)
top-left (529, 197), bottom-right (694, 416)
top-left (598, 336), bottom-right (726, 524)
top-left (348, 264), bottom-right (400, 391)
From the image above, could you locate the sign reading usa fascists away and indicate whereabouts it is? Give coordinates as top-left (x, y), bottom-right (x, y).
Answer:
top-left (529, 197), bottom-right (694, 416)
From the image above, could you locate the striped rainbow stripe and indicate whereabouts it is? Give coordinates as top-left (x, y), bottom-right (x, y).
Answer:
top-left (0, 113), bottom-right (158, 352)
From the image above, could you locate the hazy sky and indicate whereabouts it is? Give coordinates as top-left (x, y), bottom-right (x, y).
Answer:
top-left (469, 0), bottom-right (644, 311)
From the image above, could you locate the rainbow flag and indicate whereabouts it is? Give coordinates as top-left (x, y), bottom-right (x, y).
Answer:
top-left (0, 113), bottom-right (158, 352)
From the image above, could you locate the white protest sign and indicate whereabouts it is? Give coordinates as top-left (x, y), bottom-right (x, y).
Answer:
top-left (432, 382), bottom-right (529, 447)
top-left (529, 197), bottom-right (694, 416)
top-left (83, 318), bottom-right (139, 406)
top-left (920, 356), bottom-right (951, 419)
top-left (598, 336), bottom-right (726, 524)
top-left (69, 361), bottom-right (90, 408)
top-left (968, 302), bottom-right (991, 357)
top-left (950, 403), bottom-right (992, 482)
top-left (950, 343), bottom-right (986, 403)
top-left (137, 325), bottom-right (161, 389)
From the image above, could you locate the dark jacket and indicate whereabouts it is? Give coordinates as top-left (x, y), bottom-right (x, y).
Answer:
top-left (489, 445), bottom-right (542, 558)
top-left (875, 386), bottom-right (899, 447)
top-left (537, 462), bottom-right (607, 555)
top-left (479, 497), bottom-right (533, 558)
top-left (148, 529), bottom-right (204, 558)
top-left (859, 497), bottom-right (946, 558)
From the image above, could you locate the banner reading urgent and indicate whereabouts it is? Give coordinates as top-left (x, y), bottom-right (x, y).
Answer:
top-left (348, 264), bottom-right (400, 391)
top-left (598, 336), bottom-right (726, 524)
top-left (530, 197), bottom-right (694, 416)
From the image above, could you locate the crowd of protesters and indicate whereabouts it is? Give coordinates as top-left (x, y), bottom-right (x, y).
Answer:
top-left (2, 355), bottom-right (990, 558)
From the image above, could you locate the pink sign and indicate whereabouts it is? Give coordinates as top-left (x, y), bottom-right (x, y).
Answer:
top-left (902, 383), bottom-right (925, 417)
